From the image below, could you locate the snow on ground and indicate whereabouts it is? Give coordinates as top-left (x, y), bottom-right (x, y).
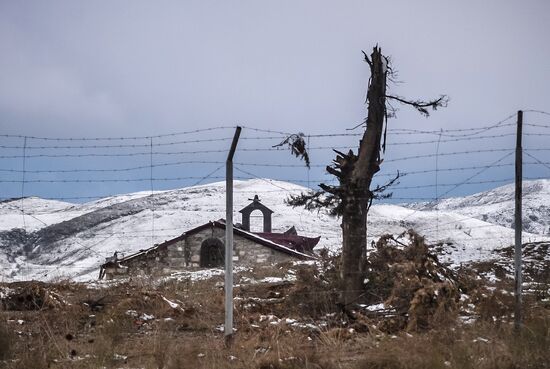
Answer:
top-left (0, 197), bottom-right (78, 231)
top-left (0, 191), bottom-right (169, 232)
top-left (367, 204), bottom-right (547, 266)
top-left (0, 178), bottom-right (549, 281)
top-left (407, 179), bottom-right (550, 236)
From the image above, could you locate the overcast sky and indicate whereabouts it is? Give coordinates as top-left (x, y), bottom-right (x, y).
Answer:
top-left (1, 0), bottom-right (549, 203)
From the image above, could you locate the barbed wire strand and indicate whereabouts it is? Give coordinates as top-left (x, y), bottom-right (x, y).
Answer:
top-left (523, 109), bottom-right (550, 116)
top-left (524, 152), bottom-right (550, 173)
top-left (0, 126), bottom-right (236, 141)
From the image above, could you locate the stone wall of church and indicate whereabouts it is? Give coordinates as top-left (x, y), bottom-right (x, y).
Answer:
top-left (103, 225), bottom-right (295, 279)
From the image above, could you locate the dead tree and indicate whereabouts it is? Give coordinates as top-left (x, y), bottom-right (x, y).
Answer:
top-left (285, 46), bottom-right (447, 306)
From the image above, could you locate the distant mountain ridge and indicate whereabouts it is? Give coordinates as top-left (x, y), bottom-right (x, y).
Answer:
top-left (0, 179), bottom-right (549, 281)
top-left (405, 179), bottom-right (550, 235)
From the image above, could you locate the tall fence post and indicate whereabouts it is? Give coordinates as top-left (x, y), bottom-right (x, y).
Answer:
top-left (225, 126), bottom-right (241, 343)
top-left (514, 110), bottom-right (523, 330)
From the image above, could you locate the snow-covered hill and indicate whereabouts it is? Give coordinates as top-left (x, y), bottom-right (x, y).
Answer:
top-left (0, 179), bottom-right (549, 282)
top-left (406, 179), bottom-right (550, 235)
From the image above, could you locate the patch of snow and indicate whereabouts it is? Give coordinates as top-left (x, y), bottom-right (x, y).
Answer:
top-left (161, 296), bottom-right (180, 309)
top-left (1, 178), bottom-right (549, 281)
top-left (258, 277), bottom-right (285, 284)
top-left (363, 303), bottom-right (385, 311)
top-left (139, 313), bottom-right (154, 321)
top-left (473, 337), bottom-right (490, 343)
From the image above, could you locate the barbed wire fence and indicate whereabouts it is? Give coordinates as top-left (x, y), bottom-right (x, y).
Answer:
top-left (1, 110), bottom-right (550, 280)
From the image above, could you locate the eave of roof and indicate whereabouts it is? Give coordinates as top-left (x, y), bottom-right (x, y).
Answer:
top-left (255, 232), bottom-right (321, 253)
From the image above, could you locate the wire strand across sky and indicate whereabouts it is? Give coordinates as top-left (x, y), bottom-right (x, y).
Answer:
top-left (0, 110), bottom-right (549, 205)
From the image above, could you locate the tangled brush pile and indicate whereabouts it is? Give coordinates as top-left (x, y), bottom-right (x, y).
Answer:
top-left (365, 230), bottom-right (462, 332)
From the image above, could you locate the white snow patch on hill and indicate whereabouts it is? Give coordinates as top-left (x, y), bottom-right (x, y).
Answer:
top-left (0, 178), bottom-right (549, 282)
top-left (407, 179), bottom-right (550, 236)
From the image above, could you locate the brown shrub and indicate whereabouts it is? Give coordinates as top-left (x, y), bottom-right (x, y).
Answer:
top-left (406, 280), bottom-right (458, 331)
top-left (286, 262), bottom-right (340, 318)
top-left (366, 231), bottom-right (462, 332)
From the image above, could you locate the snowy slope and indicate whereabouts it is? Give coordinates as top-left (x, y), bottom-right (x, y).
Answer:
top-left (0, 179), bottom-right (549, 282)
top-left (0, 197), bottom-right (77, 231)
top-left (0, 180), bottom-right (340, 281)
top-left (0, 191), bottom-right (158, 232)
top-left (407, 179), bottom-right (550, 235)
top-left (367, 204), bottom-right (544, 266)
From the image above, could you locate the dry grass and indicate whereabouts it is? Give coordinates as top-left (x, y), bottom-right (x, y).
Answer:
top-left (355, 311), bottom-right (550, 369)
top-left (1, 259), bottom-right (549, 369)
top-left (0, 320), bottom-right (13, 361)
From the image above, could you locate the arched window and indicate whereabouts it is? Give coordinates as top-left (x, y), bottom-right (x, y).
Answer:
top-left (199, 238), bottom-right (224, 267)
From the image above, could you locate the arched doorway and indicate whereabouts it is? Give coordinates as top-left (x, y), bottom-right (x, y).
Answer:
top-left (199, 238), bottom-right (224, 267)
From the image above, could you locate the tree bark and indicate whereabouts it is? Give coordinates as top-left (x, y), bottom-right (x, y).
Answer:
top-left (340, 46), bottom-right (387, 305)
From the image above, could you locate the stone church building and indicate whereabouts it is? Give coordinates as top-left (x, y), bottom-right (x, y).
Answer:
top-left (99, 196), bottom-right (319, 279)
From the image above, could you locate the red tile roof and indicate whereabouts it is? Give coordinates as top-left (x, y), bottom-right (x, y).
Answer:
top-left (254, 232), bottom-right (320, 253)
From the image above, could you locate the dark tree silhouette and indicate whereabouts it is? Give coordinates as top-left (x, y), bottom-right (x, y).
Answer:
top-left (286, 46), bottom-right (447, 306)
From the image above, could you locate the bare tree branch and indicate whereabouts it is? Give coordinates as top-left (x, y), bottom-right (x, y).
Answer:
top-left (385, 94), bottom-right (449, 117)
top-left (346, 120), bottom-right (366, 131)
top-left (361, 50), bottom-right (372, 67)
top-left (367, 171), bottom-right (400, 211)
top-left (372, 171), bottom-right (400, 196)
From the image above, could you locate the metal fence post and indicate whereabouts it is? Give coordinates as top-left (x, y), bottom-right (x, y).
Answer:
top-left (225, 126), bottom-right (241, 342)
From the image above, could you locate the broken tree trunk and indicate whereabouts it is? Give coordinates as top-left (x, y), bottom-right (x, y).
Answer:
top-left (286, 45), bottom-right (447, 308)
top-left (340, 46), bottom-right (387, 305)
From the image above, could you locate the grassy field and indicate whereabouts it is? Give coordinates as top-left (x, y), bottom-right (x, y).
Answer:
top-left (1, 238), bottom-right (549, 369)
